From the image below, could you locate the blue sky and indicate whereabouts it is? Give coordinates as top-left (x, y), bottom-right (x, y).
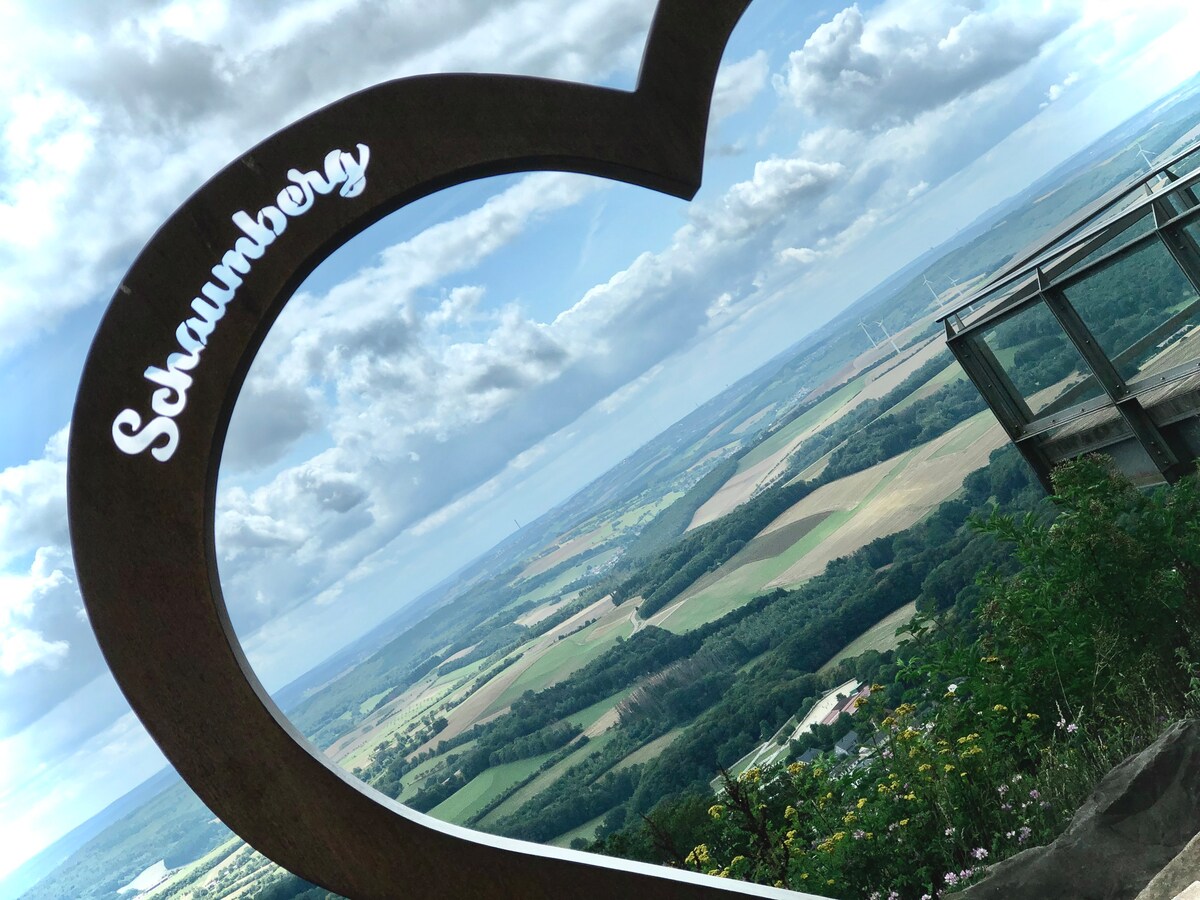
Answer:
top-left (2, 0), bottom-right (1199, 879)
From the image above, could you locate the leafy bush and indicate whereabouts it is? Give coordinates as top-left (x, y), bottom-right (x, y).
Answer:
top-left (623, 457), bottom-right (1200, 898)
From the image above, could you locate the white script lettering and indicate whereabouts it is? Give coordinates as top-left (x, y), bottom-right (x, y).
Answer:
top-left (112, 143), bottom-right (371, 461)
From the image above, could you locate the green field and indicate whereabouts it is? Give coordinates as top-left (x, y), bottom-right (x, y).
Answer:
top-left (428, 750), bottom-right (558, 824)
top-left (930, 408), bottom-right (995, 459)
top-left (661, 451), bottom-right (917, 633)
top-left (565, 687), bottom-right (635, 731)
top-left (397, 738), bottom-right (479, 802)
top-left (737, 375), bottom-right (867, 471)
top-left (475, 696), bottom-right (633, 830)
top-left (537, 491), bottom-right (685, 569)
top-left (339, 673), bottom-right (478, 771)
top-left (817, 601), bottom-right (920, 675)
top-left (431, 655), bottom-right (490, 687)
top-left (549, 812), bottom-right (609, 848)
top-left (482, 620), bottom-right (635, 717)
top-left (886, 361), bottom-right (964, 416)
top-left (358, 689), bottom-right (390, 714)
top-left (479, 729), bottom-right (623, 826)
top-left (511, 547), bottom-right (621, 607)
top-left (609, 728), bottom-right (685, 773)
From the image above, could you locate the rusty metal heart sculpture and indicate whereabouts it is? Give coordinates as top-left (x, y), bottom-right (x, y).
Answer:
top-left (67, 2), bottom-right (820, 897)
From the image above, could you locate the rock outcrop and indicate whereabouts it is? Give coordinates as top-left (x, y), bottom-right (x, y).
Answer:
top-left (1135, 832), bottom-right (1200, 900)
top-left (957, 720), bottom-right (1200, 900)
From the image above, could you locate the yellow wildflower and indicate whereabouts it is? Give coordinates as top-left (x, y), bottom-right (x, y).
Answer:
top-left (688, 844), bottom-right (710, 866)
top-left (708, 804), bottom-right (724, 820)
top-left (993, 704), bottom-right (1008, 713)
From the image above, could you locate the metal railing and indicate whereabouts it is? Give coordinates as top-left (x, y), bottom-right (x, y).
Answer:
top-left (940, 139), bottom-right (1200, 490)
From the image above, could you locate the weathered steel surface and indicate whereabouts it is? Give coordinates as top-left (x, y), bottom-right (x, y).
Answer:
top-left (67, 2), bottom-right (825, 898)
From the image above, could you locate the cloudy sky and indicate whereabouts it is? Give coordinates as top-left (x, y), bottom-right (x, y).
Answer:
top-left (2, 0), bottom-right (1199, 880)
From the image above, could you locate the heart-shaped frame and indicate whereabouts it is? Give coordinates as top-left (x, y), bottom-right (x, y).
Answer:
top-left (67, 2), bottom-right (825, 897)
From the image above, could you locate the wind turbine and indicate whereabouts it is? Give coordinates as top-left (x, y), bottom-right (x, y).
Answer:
top-left (923, 275), bottom-right (945, 309)
top-left (945, 274), bottom-right (974, 312)
top-left (876, 320), bottom-right (900, 354)
top-left (1134, 141), bottom-right (1155, 170)
top-left (859, 320), bottom-right (879, 349)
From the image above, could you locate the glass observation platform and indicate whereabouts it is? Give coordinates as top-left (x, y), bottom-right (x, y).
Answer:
top-left (942, 139), bottom-right (1200, 492)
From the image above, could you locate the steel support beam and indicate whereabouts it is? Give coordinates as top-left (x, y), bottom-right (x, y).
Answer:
top-left (1038, 270), bottom-right (1188, 482)
top-left (1153, 200), bottom-right (1200, 298)
top-left (1162, 167), bottom-right (1200, 210)
top-left (945, 320), bottom-right (1054, 492)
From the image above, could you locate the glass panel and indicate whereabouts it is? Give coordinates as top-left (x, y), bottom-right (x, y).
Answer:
top-left (976, 299), bottom-right (1106, 418)
top-left (1159, 187), bottom-right (1198, 218)
top-left (1168, 148), bottom-right (1200, 180)
top-left (1061, 235), bottom-right (1200, 383)
top-left (1058, 209), bottom-right (1155, 278)
top-left (1185, 220), bottom-right (1200, 256)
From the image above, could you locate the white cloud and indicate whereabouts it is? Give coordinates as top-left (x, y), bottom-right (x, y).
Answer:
top-left (0, 552), bottom-right (70, 677)
top-left (0, 429), bottom-right (97, 709)
top-left (1042, 71), bottom-right (1081, 107)
top-left (701, 156), bottom-right (845, 239)
top-left (711, 50), bottom-right (769, 124)
top-left (0, 430), bottom-right (69, 569)
top-left (0, 626), bottom-right (68, 678)
top-left (0, 0), bottom-right (657, 359)
top-left (779, 246), bottom-right (824, 265)
top-left (773, 1), bottom-right (1076, 131)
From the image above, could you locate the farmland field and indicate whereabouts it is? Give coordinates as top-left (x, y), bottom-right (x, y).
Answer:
top-left (817, 601), bottom-right (920, 675)
top-left (428, 751), bottom-right (558, 823)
